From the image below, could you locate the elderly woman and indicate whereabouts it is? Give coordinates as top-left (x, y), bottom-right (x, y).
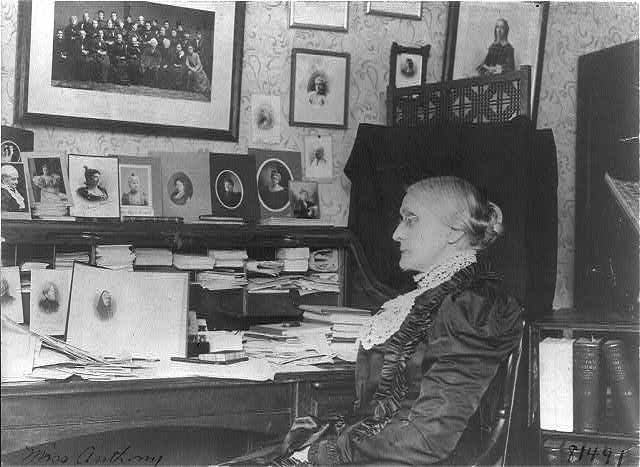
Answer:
top-left (185, 44), bottom-right (210, 95)
top-left (270, 176), bottom-right (522, 465)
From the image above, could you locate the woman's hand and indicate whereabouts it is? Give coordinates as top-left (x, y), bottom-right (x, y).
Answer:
top-left (280, 416), bottom-right (321, 455)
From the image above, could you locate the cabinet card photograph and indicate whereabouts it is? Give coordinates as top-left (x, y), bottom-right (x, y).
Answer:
top-left (0, 266), bottom-right (24, 323)
top-left (25, 155), bottom-right (72, 205)
top-left (66, 263), bottom-right (189, 360)
top-left (210, 153), bottom-right (258, 221)
top-left (154, 151), bottom-right (211, 222)
top-left (290, 49), bottom-right (350, 128)
top-left (1, 141), bottom-right (22, 163)
top-left (389, 43), bottom-right (430, 89)
top-left (1, 163), bottom-right (31, 219)
top-left (251, 94), bottom-right (280, 144)
top-left (68, 154), bottom-right (120, 218)
top-left (30, 269), bottom-right (72, 336)
top-left (250, 148), bottom-right (301, 218)
top-left (289, 181), bottom-right (320, 220)
top-left (304, 135), bottom-right (333, 181)
top-left (116, 156), bottom-right (161, 217)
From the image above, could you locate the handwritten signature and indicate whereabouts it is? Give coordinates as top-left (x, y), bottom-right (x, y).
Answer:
top-left (568, 444), bottom-right (631, 466)
top-left (21, 444), bottom-right (163, 466)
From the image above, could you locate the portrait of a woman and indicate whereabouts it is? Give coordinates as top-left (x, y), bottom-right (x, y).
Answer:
top-left (168, 173), bottom-right (194, 206)
top-left (76, 166), bottom-right (108, 202)
top-left (32, 162), bottom-right (64, 203)
top-left (266, 176), bottom-right (522, 465)
top-left (477, 18), bottom-right (515, 76)
top-left (38, 282), bottom-right (60, 314)
top-left (258, 167), bottom-right (289, 211)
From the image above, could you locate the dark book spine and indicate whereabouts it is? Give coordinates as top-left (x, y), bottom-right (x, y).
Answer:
top-left (603, 340), bottom-right (640, 434)
top-left (573, 338), bottom-right (604, 433)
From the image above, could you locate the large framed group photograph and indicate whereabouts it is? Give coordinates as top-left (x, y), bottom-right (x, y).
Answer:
top-left (442, 2), bottom-right (549, 122)
top-left (16, 1), bottom-right (245, 141)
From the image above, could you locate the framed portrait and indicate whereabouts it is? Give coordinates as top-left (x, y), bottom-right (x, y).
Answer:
top-left (2, 126), bottom-right (34, 163)
top-left (442, 2), bottom-right (549, 122)
top-left (304, 135), bottom-right (333, 181)
top-left (153, 152), bottom-right (211, 223)
top-left (1, 266), bottom-right (24, 323)
top-left (249, 148), bottom-right (301, 219)
top-left (24, 154), bottom-right (72, 206)
top-left (389, 42), bottom-right (430, 89)
top-left (29, 269), bottom-right (72, 336)
top-left (116, 156), bottom-right (161, 218)
top-left (68, 154), bottom-right (120, 218)
top-left (210, 153), bottom-right (258, 221)
top-left (251, 94), bottom-right (280, 144)
top-left (1, 163), bottom-right (31, 219)
top-left (366, 2), bottom-right (422, 20)
top-left (289, 1), bottom-right (349, 32)
top-left (289, 181), bottom-right (320, 220)
top-left (16, 1), bottom-right (245, 141)
top-left (290, 49), bottom-right (350, 129)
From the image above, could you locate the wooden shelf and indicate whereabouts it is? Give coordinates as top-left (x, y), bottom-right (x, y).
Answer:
top-left (533, 308), bottom-right (639, 334)
top-left (542, 429), bottom-right (639, 444)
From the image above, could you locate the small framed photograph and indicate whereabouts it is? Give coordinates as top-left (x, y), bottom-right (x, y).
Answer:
top-left (1, 141), bottom-right (22, 163)
top-left (24, 154), bottom-right (72, 205)
top-left (289, 181), bottom-right (320, 220)
top-left (1, 266), bottom-right (24, 323)
top-left (304, 135), bottom-right (333, 181)
top-left (443, 2), bottom-right (549, 120)
top-left (30, 269), bottom-right (72, 336)
top-left (116, 156), bottom-right (161, 218)
top-left (250, 148), bottom-right (301, 219)
top-left (210, 153), bottom-right (258, 221)
top-left (251, 94), bottom-right (280, 144)
top-left (1, 163), bottom-right (31, 219)
top-left (366, 2), bottom-right (422, 20)
top-left (289, 1), bottom-right (349, 32)
top-left (390, 43), bottom-right (430, 89)
top-left (290, 49), bottom-right (350, 129)
top-left (68, 154), bottom-right (120, 218)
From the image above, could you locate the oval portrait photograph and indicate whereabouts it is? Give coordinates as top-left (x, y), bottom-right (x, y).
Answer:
top-left (1, 140), bottom-right (21, 163)
top-left (167, 171), bottom-right (194, 206)
top-left (256, 158), bottom-right (293, 212)
top-left (216, 170), bottom-right (243, 210)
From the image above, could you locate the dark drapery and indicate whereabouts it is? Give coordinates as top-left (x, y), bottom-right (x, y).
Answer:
top-left (344, 117), bottom-right (557, 316)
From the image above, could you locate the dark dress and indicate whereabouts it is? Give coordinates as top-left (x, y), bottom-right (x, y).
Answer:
top-left (92, 38), bottom-right (111, 82)
top-left (1, 187), bottom-right (27, 212)
top-left (127, 44), bottom-right (142, 85)
top-left (260, 187), bottom-right (289, 211)
top-left (110, 41), bottom-right (129, 84)
top-left (76, 185), bottom-right (108, 202)
top-left (277, 263), bottom-right (522, 465)
top-left (478, 42), bottom-right (515, 75)
top-left (52, 37), bottom-right (70, 80)
top-left (141, 46), bottom-right (162, 87)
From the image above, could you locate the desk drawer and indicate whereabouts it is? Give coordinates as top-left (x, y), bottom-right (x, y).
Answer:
top-left (298, 376), bottom-right (355, 419)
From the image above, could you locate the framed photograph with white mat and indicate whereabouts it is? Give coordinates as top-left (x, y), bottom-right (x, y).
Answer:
top-left (116, 156), bottom-right (161, 217)
top-left (304, 135), bottom-right (333, 181)
top-left (68, 154), bottom-right (120, 218)
top-left (29, 269), bottom-right (71, 336)
top-left (66, 263), bottom-right (189, 360)
top-left (1, 266), bottom-right (23, 323)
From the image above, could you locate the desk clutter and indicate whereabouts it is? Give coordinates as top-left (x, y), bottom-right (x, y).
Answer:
top-left (1, 243), bottom-right (366, 383)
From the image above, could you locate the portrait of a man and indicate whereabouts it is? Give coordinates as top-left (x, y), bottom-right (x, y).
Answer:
top-left (216, 170), bottom-right (243, 210)
top-left (304, 135), bottom-right (333, 180)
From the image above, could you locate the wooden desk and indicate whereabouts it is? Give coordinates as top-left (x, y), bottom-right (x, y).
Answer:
top-left (1, 366), bottom-right (354, 462)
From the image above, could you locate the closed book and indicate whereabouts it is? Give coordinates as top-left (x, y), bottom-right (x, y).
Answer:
top-left (199, 350), bottom-right (247, 362)
top-left (573, 337), bottom-right (604, 433)
top-left (602, 340), bottom-right (640, 433)
top-left (539, 337), bottom-right (574, 432)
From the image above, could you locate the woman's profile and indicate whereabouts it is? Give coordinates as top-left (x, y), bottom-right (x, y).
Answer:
top-left (477, 18), bottom-right (515, 76)
top-left (266, 176), bottom-right (522, 465)
top-left (38, 282), bottom-right (60, 314)
top-left (95, 290), bottom-right (114, 320)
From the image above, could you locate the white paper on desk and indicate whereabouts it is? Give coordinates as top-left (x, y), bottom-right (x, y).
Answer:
top-left (150, 357), bottom-right (276, 381)
top-left (30, 269), bottom-right (72, 336)
top-left (205, 331), bottom-right (244, 352)
top-left (1, 319), bottom-right (40, 379)
top-left (66, 263), bottom-right (189, 360)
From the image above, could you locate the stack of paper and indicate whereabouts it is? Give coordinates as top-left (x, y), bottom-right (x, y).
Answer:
top-left (20, 262), bottom-right (50, 272)
top-left (55, 251), bottom-right (90, 270)
top-left (246, 260), bottom-right (284, 277)
top-left (296, 273), bottom-right (340, 295)
top-left (244, 330), bottom-right (333, 366)
top-left (301, 305), bottom-right (372, 344)
top-left (96, 244), bottom-right (135, 271)
top-left (276, 247), bottom-right (310, 272)
top-left (208, 250), bottom-right (248, 269)
top-left (246, 276), bottom-right (304, 293)
top-left (539, 337), bottom-right (574, 432)
top-left (196, 270), bottom-right (248, 290)
top-left (134, 248), bottom-right (174, 267)
top-left (172, 254), bottom-right (215, 270)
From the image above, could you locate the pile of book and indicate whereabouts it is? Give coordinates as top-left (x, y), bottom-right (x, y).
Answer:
top-left (300, 305), bottom-right (372, 344)
top-left (55, 251), bottom-right (90, 270)
top-left (296, 273), bottom-right (340, 295)
top-left (196, 270), bottom-right (247, 290)
top-left (276, 247), bottom-right (310, 273)
top-left (246, 260), bottom-right (284, 277)
top-left (172, 254), bottom-right (215, 270)
top-left (539, 337), bottom-right (639, 434)
top-left (208, 249), bottom-right (248, 269)
top-left (197, 350), bottom-right (248, 364)
top-left (95, 244), bottom-right (135, 271)
top-left (198, 215), bottom-right (246, 225)
top-left (134, 248), bottom-right (173, 267)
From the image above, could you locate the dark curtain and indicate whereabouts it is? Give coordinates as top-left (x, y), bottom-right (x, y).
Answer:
top-left (344, 117), bottom-right (557, 316)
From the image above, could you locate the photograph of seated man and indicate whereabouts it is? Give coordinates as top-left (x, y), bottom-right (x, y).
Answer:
top-left (50, 2), bottom-right (214, 102)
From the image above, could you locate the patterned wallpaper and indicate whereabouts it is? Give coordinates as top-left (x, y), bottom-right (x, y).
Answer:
top-left (1, 1), bottom-right (638, 308)
top-left (536, 2), bottom-right (639, 308)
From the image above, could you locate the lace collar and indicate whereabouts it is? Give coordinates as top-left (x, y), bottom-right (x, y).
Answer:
top-left (357, 251), bottom-right (477, 350)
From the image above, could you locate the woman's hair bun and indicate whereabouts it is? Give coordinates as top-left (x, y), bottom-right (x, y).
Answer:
top-left (481, 201), bottom-right (504, 248)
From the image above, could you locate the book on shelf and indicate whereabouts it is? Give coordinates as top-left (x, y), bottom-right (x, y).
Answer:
top-left (539, 337), bottom-right (574, 432)
top-left (259, 217), bottom-right (334, 226)
top-left (573, 337), bottom-right (604, 433)
top-left (198, 215), bottom-right (247, 224)
top-left (121, 216), bottom-right (184, 223)
top-left (602, 340), bottom-right (640, 434)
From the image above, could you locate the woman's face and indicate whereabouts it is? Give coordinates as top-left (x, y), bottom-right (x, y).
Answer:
top-left (270, 172), bottom-right (281, 186)
top-left (392, 193), bottom-right (455, 272)
top-left (128, 177), bottom-right (140, 192)
top-left (42, 165), bottom-right (49, 175)
top-left (44, 285), bottom-right (57, 301)
top-left (87, 172), bottom-right (100, 187)
top-left (495, 20), bottom-right (507, 41)
top-left (175, 179), bottom-right (185, 193)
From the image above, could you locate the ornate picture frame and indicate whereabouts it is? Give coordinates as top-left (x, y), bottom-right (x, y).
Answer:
top-left (389, 42), bottom-right (430, 89)
top-left (15, 1), bottom-right (245, 141)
